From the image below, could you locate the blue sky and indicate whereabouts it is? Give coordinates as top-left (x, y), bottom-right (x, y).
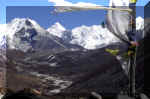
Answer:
top-left (6, 6), bottom-right (144, 29)
top-left (6, 6), bottom-right (107, 29)
top-left (0, 0), bottom-right (149, 29)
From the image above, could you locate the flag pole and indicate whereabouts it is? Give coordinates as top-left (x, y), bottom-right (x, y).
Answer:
top-left (70, 6), bottom-right (133, 12)
top-left (129, 1), bottom-right (137, 98)
top-left (55, 6), bottom-right (133, 13)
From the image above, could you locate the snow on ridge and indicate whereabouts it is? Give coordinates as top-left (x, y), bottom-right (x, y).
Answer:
top-left (0, 24), bottom-right (7, 49)
top-left (54, 22), bottom-right (66, 31)
top-left (47, 22), bottom-right (66, 38)
top-left (6, 18), bottom-right (43, 36)
top-left (0, 17), bottom-right (144, 50)
top-left (5, 18), bottom-right (47, 50)
top-left (47, 23), bottom-right (119, 49)
top-left (71, 24), bottom-right (119, 49)
top-left (47, 17), bottom-right (144, 49)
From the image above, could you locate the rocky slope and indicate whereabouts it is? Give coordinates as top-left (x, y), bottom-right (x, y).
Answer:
top-left (5, 44), bottom-right (127, 95)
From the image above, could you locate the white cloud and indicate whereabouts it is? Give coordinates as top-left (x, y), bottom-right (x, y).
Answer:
top-left (48, 0), bottom-right (72, 6)
top-left (48, 0), bottom-right (99, 6)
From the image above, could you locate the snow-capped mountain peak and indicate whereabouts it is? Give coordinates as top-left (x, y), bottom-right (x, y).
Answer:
top-left (47, 22), bottom-right (66, 38)
top-left (47, 17), bottom-right (144, 50)
top-left (6, 18), bottom-right (44, 37)
top-left (0, 18), bottom-right (82, 52)
top-left (54, 22), bottom-right (66, 31)
top-left (0, 17), bottom-right (144, 51)
top-left (5, 18), bottom-right (47, 51)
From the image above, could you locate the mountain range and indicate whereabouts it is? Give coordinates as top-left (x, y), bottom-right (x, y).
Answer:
top-left (0, 18), bottom-right (83, 52)
top-left (0, 16), bottom-right (144, 51)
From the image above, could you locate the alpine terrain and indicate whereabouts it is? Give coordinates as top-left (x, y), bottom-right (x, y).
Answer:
top-left (0, 16), bottom-right (145, 99)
